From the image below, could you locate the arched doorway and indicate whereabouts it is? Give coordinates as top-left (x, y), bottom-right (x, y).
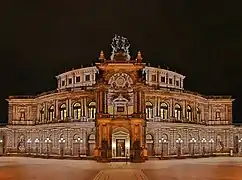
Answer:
top-left (112, 127), bottom-right (130, 158)
top-left (161, 134), bottom-right (169, 157)
top-left (146, 134), bottom-right (154, 156)
top-left (88, 134), bottom-right (95, 156)
top-left (72, 134), bottom-right (81, 156)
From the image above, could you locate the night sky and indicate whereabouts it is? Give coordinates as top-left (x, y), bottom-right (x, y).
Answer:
top-left (0, 1), bottom-right (241, 123)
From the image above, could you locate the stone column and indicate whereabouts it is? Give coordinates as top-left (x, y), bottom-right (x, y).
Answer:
top-left (55, 100), bottom-right (59, 119)
top-left (158, 97), bottom-right (160, 117)
top-left (84, 97), bottom-right (87, 117)
top-left (154, 96), bottom-right (157, 117)
top-left (36, 104), bottom-right (40, 123)
top-left (69, 99), bottom-right (72, 118)
top-left (81, 97), bottom-right (84, 117)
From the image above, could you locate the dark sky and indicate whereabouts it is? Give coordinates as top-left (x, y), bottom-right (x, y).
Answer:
top-left (0, 1), bottom-right (241, 123)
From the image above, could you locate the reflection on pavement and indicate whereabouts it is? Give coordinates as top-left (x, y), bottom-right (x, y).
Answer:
top-left (0, 157), bottom-right (242, 180)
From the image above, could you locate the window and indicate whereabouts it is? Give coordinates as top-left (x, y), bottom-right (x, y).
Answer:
top-left (48, 106), bottom-right (54, 121)
top-left (62, 80), bottom-right (65, 86)
top-left (216, 111), bottom-right (221, 120)
top-left (160, 103), bottom-right (168, 119)
top-left (174, 104), bottom-right (181, 120)
top-left (151, 75), bottom-right (156, 81)
top-left (146, 102), bottom-right (153, 119)
top-left (161, 76), bottom-right (165, 83)
top-left (169, 78), bottom-right (173, 84)
top-left (85, 74), bottom-right (90, 81)
top-left (76, 76), bottom-right (80, 83)
top-left (117, 106), bottom-right (124, 112)
top-left (88, 102), bottom-right (96, 119)
top-left (60, 104), bottom-right (67, 120)
top-left (176, 80), bottom-right (179, 86)
top-left (187, 105), bottom-right (192, 121)
top-left (20, 111), bottom-right (25, 120)
top-left (68, 78), bottom-right (72, 84)
top-left (40, 108), bottom-right (44, 122)
top-left (196, 108), bottom-right (201, 122)
top-left (73, 102), bottom-right (81, 119)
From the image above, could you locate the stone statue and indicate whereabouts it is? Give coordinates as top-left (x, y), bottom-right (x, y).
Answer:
top-left (110, 34), bottom-right (131, 60)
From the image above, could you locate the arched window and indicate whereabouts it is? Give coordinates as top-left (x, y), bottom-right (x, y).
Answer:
top-left (196, 107), bottom-right (201, 122)
top-left (60, 104), bottom-right (67, 120)
top-left (187, 105), bottom-right (192, 121)
top-left (174, 104), bottom-right (182, 120)
top-left (146, 102), bottom-right (153, 119)
top-left (48, 106), bottom-right (54, 121)
top-left (88, 102), bottom-right (96, 119)
top-left (73, 102), bottom-right (81, 119)
top-left (160, 102), bottom-right (168, 119)
top-left (40, 107), bottom-right (45, 122)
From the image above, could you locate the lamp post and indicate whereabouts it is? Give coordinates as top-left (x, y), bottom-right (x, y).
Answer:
top-left (158, 139), bottom-right (162, 156)
top-left (238, 138), bottom-right (242, 155)
top-left (58, 137), bottom-right (65, 158)
top-left (209, 139), bottom-right (214, 156)
top-left (201, 138), bottom-right (206, 156)
top-left (190, 138), bottom-right (196, 156)
top-left (27, 139), bottom-right (32, 155)
top-left (35, 138), bottom-right (40, 156)
top-left (0, 139), bottom-right (3, 155)
top-left (44, 137), bottom-right (51, 158)
top-left (176, 138), bottom-right (183, 157)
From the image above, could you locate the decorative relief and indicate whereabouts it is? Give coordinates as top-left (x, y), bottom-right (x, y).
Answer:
top-left (108, 73), bottom-right (133, 89)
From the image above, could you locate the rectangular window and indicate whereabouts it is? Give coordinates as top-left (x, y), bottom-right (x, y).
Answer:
top-left (76, 76), bottom-right (80, 83)
top-left (151, 75), bottom-right (156, 81)
top-left (117, 106), bottom-right (124, 112)
top-left (169, 78), bottom-right (173, 84)
top-left (176, 80), bottom-right (179, 86)
top-left (68, 78), bottom-right (72, 84)
top-left (85, 74), bottom-right (90, 81)
top-left (62, 80), bottom-right (65, 86)
top-left (161, 76), bottom-right (165, 83)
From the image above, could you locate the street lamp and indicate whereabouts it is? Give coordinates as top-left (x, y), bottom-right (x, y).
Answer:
top-left (201, 138), bottom-right (207, 156)
top-left (190, 138), bottom-right (196, 156)
top-left (44, 137), bottom-right (51, 158)
top-left (35, 138), bottom-right (40, 156)
top-left (176, 138), bottom-right (183, 157)
top-left (27, 139), bottom-right (32, 155)
top-left (209, 139), bottom-right (214, 155)
top-left (58, 137), bottom-right (65, 158)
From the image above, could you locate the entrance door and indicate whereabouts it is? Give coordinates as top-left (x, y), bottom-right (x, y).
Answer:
top-left (116, 139), bottom-right (125, 157)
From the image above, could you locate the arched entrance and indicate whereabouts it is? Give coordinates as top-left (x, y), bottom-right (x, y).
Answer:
top-left (112, 127), bottom-right (130, 158)
top-left (146, 134), bottom-right (154, 156)
top-left (88, 134), bottom-right (95, 156)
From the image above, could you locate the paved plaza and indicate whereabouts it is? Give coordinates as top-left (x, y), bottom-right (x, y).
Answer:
top-left (0, 157), bottom-right (242, 180)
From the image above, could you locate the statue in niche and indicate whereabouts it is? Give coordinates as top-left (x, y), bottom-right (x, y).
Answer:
top-left (17, 135), bottom-right (25, 152)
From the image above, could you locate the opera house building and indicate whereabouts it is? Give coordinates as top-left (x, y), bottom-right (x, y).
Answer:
top-left (0, 35), bottom-right (241, 162)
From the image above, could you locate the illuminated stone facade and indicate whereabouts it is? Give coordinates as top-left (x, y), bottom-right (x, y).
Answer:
top-left (0, 36), bottom-right (242, 160)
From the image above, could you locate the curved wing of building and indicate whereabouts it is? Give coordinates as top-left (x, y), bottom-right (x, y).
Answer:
top-left (0, 35), bottom-right (240, 161)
